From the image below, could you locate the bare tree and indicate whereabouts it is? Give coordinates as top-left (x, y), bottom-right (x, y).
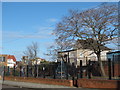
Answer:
top-left (109, 37), bottom-right (119, 50)
top-left (46, 40), bottom-right (74, 61)
top-left (54, 3), bottom-right (118, 76)
top-left (23, 42), bottom-right (39, 65)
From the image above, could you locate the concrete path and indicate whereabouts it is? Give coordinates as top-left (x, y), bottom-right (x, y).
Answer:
top-left (1, 80), bottom-right (75, 88)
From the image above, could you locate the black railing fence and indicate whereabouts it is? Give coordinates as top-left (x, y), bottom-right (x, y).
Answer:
top-left (4, 58), bottom-right (120, 80)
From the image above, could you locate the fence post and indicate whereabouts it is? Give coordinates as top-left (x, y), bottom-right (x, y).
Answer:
top-left (20, 66), bottom-right (22, 77)
top-left (87, 60), bottom-right (91, 79)
top-left (7, 66), bottom-right (10, 76)
top-left (36, 65), bottom-right (39, 78)
top-left (31, 66), bottom-right (33, 77)
top-left (3, 66), bottom-right (5, 81)
top-left (80, 60), bottom-right (83, 78)
top-left (26, 65), bottom-right (29, 77)
top-left (13, 66), bottom-right (15, 76)
top-left (53, 64), bottom-right (56, 79)
top-left (68, 52), bottom-right (70, 64)
top-left (34, 65), bottom-right (37, 78)
top-left (43, 64), bottom-right (45, 78)
top-left (72, 62), bottom-right (75, 81)
top-left (112, 55), bottom-right (115, 77)
top-left (66, 63), bottom-right (68, 80)
top-left (108, 58), bottom-right (112, 80)
top-left (29, 66), bottom-right (32, 77)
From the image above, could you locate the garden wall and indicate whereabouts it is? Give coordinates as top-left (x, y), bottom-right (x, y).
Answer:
top-left (77, 78), bottom-right (120, 89)
top-left (4, 76), bottom-right (73, 87)
top-left (104, 63), bottom-right (120, 77)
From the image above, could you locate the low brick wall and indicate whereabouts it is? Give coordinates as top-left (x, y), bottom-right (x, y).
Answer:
top-left (104, 63), bottom-right (120, 77)
top-left (77, 78), bottom-right (120, 89)
top-left (4, 76), bottom-right (73, 87)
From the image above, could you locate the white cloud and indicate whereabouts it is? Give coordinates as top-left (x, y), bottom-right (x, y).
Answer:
top-left (3, 26), bottom-right (55, 40)
top-left (16, 35), bottom-right (47, 39)
top-left (3, 31), bottom-right (50, 39)
top-left (47, 18), bottom-right (58, 23)
top-left (37, 26), bottom-right (54, 35)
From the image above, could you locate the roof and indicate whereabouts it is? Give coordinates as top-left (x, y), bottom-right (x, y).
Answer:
top-left (0, 54), bottom-right (16, 62)
top-left (0, 54), bottom-right (9, 57)
top-left (75, 39), bottom-right (111, 50)
top-left (58, 49), bottom-right (77, 53)
top-left (58, 39), bottom-right (111, 53)
top-left (7, 55), bottom-right (16, 62)
top-left (36, 58), bottom-right (46, 61)
top-left (107, 51), bottom-right (120, 54)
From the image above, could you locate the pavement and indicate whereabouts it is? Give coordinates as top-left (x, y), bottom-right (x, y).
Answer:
top-left (2, 84), bottom-right (20, 88)
top-left (0, 80), bottom-right (105, 90)
top-left (2, 84), bottom-right (104, 90)
top-left (0, 80), bottom-right (75, 89)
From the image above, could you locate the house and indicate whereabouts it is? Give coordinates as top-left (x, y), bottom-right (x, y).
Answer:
top-left (21, 56), bottom-right (29, 65)
top-left (16, 61), bottom-right (23, 67)
top-left (22, 56), bottom-right (46, 65)
top-left (0, 54), bottom-right (16, 68)
top-left (32, 57), bottom-right (46, 65)
top-left (58, 39), bottom-right (111, 67)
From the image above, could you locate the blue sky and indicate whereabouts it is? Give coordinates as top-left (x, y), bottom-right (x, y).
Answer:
top-left (2, 2), bottom-right (108, 61)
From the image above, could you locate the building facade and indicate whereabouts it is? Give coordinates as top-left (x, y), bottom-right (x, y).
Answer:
top-left (22, 56), bottom-right (46, 65)
top-left (58, 49), bottom-right (111, 67)
top-left (0, 54), bottom-right (16, 68)
top-left (58, 39), bottom-right (112, 67)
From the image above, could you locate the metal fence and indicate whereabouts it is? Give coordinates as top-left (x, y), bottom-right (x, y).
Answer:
top-left (3, 58), bottom-right (120, 80)
top-left (4, 62), bottom-right (76, 80)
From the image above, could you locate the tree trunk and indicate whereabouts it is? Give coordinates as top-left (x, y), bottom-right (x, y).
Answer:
top-left (96, 53), bottom-right (106, 76)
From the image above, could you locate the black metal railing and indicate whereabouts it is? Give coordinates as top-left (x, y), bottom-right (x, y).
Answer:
top-left (3, 58), bottom-right (120, 80)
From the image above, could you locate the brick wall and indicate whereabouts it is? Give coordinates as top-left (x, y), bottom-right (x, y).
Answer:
top-left (4, 76), bottom-right (73, 87)
top-left (4, 76), bottom-right (120, 89)
top-left (77, 78), bottom-right (120, 89)
top-left (104, 63), bottom-right (120, 77)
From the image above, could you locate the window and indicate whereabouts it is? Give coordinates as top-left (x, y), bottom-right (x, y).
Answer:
top-left (80, 53), bottom-right (83, 57)
top-left (0, 57), bottom-right (5, 62)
